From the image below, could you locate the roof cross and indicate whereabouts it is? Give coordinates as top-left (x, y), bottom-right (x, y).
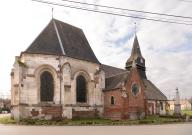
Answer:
top-left (134, 22), bottom-right (137, 36)
top-left (52, 7), bottom-right (54, 19)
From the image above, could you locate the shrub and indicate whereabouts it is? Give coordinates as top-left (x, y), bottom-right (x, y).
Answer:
top-left (139, 119), bottom-right (154, 124)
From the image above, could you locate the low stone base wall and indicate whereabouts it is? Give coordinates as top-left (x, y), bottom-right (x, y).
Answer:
top-left (12, 104), bottom-right (103, 120)
top-left (129, 112), bottom-right (145, 120)
top-left (31, 106), bottom-right (62, 120)
top-left (72, 109), bottom-right (98, 119)
top-left (11, 104), bottom-right (63, 120)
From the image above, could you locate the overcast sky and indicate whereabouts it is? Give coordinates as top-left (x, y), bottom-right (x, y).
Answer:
top-left (0, 0), bottom-right (192, 99)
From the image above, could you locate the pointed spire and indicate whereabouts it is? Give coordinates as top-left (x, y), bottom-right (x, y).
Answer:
top-left (125, 35), bottom-right (146, 78)
top-left (129, 35), bottom-right (143, 61)
top-left (126, 36), bottom-right (145, 67)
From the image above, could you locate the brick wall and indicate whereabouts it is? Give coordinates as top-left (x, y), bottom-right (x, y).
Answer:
top-left (103, 68), bottom-right (146, 120)
top-left (126, 68), bottom-right (146, 118)
top-left (104, 89), bottom-right (129, 120)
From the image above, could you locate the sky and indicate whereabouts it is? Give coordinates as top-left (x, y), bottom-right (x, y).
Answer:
top-left (0, 0), bottom-right (192, 99)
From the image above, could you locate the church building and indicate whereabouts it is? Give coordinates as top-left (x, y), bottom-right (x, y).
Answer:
top-left (11, 19), bottom-right (167, 120)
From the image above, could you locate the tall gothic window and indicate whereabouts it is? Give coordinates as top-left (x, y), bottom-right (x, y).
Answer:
top-left (76, 75), bottom-right (86, 103)
top-left (40, 71), bottom-right (54, 102)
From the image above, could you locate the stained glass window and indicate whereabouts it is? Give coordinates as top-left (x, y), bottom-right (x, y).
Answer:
top-left (40, 71), bottom-right (54, 102)
top-left (76, 75), bottom-right (86, 103)
top-left (131, 83), bottom-right (140, 96)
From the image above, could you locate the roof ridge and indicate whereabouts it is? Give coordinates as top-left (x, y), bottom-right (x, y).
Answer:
top-left (101, 64), bottom-right (126, 71)
top-left (53, 18), bottom-right (82, 31)
top-left (53, 19), bottom-right (65, 55)
top-left (106, 71), bottom-right (129, 78)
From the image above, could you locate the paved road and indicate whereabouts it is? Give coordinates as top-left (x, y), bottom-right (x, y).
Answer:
top-left (0, 124), bottom-right (192, 135)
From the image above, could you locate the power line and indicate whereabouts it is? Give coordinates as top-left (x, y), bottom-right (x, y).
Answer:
top-left (179, 0), bottom-right (192, 2)
top-left (32, 0), bottom-right (192, 26)
top-left (61, 0), bottom-right (192, 20)
top-left (61, 0), bottom-right (192, 23)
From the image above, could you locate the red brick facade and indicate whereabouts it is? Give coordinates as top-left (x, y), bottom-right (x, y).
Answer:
top-left (104, 89), bottom-right (129, 120)
top-left (104, 68), bottom-right (147, 120)
top-left (127, 68), bottom-right (146, 117)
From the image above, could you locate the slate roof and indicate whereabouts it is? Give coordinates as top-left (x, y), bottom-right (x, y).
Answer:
top-left (100, 64), bottom-right (127, 78)
top-left (23, 19), bottom-right (167, 101)
top-left (105, 72), bottom-right (129, 91)
top-left (127, 36), bottom-right (144, 62)
top-left (100, 64), bottom-right (128, 91)
top-left (102, 65), bottom-right (167, 100)
top-left (24, 19), bottom-right (99, 64)
top-left (143, 79), bottom-right (167, 101)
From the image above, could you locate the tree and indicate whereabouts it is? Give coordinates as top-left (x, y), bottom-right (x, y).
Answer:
top-left (188, 97), bottom-right (192, 110)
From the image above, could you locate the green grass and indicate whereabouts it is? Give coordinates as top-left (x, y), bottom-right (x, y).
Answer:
top-left (0, 116), bottom-right (16, 124)
top-left (167, 110), bottom-right (192, 116)
top-left (0, 116), bottom-right (185, 125)
top-left (182, 110), bottom-right (192, 116)
top-left (0, 115), bottom-right (187, 125)
top-left (144, 116), bottom-right (184, 124)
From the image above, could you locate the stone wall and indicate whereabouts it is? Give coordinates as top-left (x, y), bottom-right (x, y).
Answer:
top-left (159, 101), bottom-right (166, 115)
top-left (147, 100), bottom-right (156, 115)
top-left (72, 108), bottom-right (99, 119)
top-left (11, 53), bottom-right (104, 120)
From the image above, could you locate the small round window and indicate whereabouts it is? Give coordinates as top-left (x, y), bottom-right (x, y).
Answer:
top-left (131, 83), bottom-right (140, 96)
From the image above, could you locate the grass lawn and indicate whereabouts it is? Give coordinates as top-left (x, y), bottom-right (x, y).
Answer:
top-left (182, 110), bottom-right (192, 116)
top-left (0, 116), bottom-right (16, 124)
top-left (0, 115), bottom-right (185, 126)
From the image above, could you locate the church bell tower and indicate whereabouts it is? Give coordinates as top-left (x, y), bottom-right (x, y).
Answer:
top-left (126, 36), bottom-right (147, 79)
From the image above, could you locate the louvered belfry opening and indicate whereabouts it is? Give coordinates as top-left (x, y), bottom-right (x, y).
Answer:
top-left (76, 75), bottom-right (87, 103)
top-left (40, 71), bottom-right (54, 102)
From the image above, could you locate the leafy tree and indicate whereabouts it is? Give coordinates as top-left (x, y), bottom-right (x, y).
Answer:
top-left (188, 97), bottom-right (192, 110)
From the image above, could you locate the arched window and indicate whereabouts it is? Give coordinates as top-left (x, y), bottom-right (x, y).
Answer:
top-left (160, 102), bottom-right (164, 110)
top-left (40, 71), bottom-right (54, 102)
top-left (76, 75), bottom-right (86, 103)
top-left (111, 96), bottom-right (115, 105)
